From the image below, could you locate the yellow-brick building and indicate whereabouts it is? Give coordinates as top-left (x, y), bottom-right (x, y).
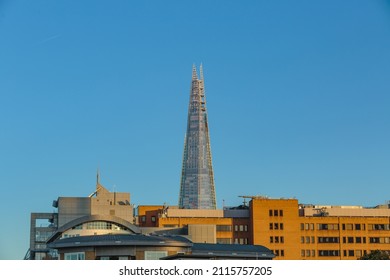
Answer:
top-left (138, 197), bottom-right (390, 260)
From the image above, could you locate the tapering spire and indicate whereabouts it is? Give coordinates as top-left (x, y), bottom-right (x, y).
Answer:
top-left (192, 64), bottom-right (198, 80)
top-left (179, 64), bottom-right (216, 209)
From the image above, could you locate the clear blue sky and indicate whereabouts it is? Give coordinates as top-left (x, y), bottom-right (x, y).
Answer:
top-left (0, 0), bottom-right (389, 260)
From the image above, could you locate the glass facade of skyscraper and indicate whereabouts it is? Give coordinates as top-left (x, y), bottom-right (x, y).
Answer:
top-left (179, 65), bottom-right (216, 209)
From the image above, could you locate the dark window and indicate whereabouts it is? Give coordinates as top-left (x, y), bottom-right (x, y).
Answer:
top-left (269, 210), bottom-right (273, 217)
top-left (269, 223), bottom-right (273, 230)
top-left (355, 224), bottom-right (361, 230)
top-left (274, 210), bottom-right (279, 216)
top-left (280, 223), bottom-right (284, 230)
top-left (279, 210), bottom-right (283, 217)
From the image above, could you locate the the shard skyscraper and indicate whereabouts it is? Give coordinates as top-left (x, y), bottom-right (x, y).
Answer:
top-left (179, 65), bottom-right (216, 209)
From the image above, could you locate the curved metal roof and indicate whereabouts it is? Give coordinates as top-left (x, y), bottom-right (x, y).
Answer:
top-left (46, 214), bottom-right (141, 243)
top-left (48, 234), bottom-right (192, 249)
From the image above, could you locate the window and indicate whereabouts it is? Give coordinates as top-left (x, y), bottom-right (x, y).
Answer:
top-left (318, 237), bottom-right (339, 243)
top-left (64, 252), bottom-right (85, 260)
top-left (275, 250), bottom-right (279, 256)
top-left (368, 224), bottom-right (390, 231)
top-left (269, 223), bottom-right (273, 230)
top-left (274, 223), bottom-right (279, 230)
top-left (348, 250), bottom-right (354, 257)
top-left (275, 236), bottom-right (279, 243)
top-left (356, 250), bottom-right (362, 258)
top-left (35, 231), bottom-right (53, 242)
top-left (281, 236), bottom-right (284, 243)
top-left (274, 210), bottom-right (279, 216)
top-left (280, 223), bottom-right (284, 230)
top-left (355, 224), bottom-right (361, 230)
top-left (279, 210), bottom-right (283, 217)
top-left (151, 216), bottom-right (156, 222)
top-left (306, 236), bottom-right (310, 243)
top-left (244, 225), bottom-right (248, 231)
top-left (306, 250), bottom-right (311, 257)
top-left (317, 224), bottom-right (328, 230)
top-left (343, 237), bottom-right (346, 243)
top-left (270, 236), bottom-right (274, 243)
top-left (235, 225), bottom-right (239, 232)
top-left (305, 223), bottom-right (309, 230)
top-left (311, 236), bottom-right (315, 243)
top-left (72, 224), bottom-right (82, 230)
top-left (301, 236), bottom-right (304, 243)
top-left (312, 250), bottom-right (315, 257)
top-left (310, 223), bottom-right (314, 230)
top-left (318, 250), bottom-right (340, 257)
top-left (356, 237), bottom-right (362, 243)
top-left (301, 250), bottom-right (305, 257)
top-left (363, 237), bottom-right (366, 243)
top-left (281, 250), bottom-right (285, 257)
top-left (239, 225), bottom-right (244, 231)
top-left (144, 251), bottom-right (167, 260)
top-left (217, 238), bottom-right (231, 244)
top-left (141, 216), bottom-right (146, 222)
top-left (345, 224), bottom-right (353, 230)
top-left (328, 224), bottom-right (339, 230)
top-left (300, 223), bottom-right (304, 230)
top-left (348, 237), bottom-right (354, 243)
top-left (216, 225), bottom-right (232, 232)
top-left (269, 210), bottom-right (273, 217)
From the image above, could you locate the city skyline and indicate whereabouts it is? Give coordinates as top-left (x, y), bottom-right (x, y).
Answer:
top-left (0, 1), bottom-right (389, 260)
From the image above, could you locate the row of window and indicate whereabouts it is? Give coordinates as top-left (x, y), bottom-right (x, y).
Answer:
top-left (300, 223), bottom-right (390, 231)
top-left (234, 225), bottom-right (248, 232)
top-left (368, 224), bottom-right (390, 231)
top-left (216, 225), bottom-right (232, 232)
top-left (269, 223), bottom-right (284, 230)
top-left (301, 250), bottom-right (368, 258)
top-left (269, 209), bottom-right (284, 217)
top-left (301, 236), bottom-right (390, 244)
top-left (273, 249), bottom-right (285, 257)
top-left (343, 250), bottom-right (367, 257)
top-left (318, 237), bottom-right (339, 243)
top-left (343, 236), bottom-right (367, 244)
top-left (370, 237), bottom-right (390, 244)
top-left (234, 238), bottom-right (249, 245)
top-left (85, 221), bottom-right (127, 231)
top-left (301, 236), bottom-right (315, 244)
top-left (270, 236), bottom-right (285, 243)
